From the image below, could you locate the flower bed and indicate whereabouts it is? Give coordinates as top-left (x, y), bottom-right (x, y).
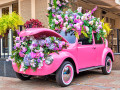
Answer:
top-left (7, 35), bottom-right (68, 72)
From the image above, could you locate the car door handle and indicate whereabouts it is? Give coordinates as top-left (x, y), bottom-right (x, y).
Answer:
top-left (92, 47), bottom-right (96, 49)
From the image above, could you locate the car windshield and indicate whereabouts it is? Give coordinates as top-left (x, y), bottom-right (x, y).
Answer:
top-left (59, 31), bottom-right (76, 43)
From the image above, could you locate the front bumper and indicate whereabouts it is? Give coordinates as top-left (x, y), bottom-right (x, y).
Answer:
top-left (12, 60), bottom-right (60, 76)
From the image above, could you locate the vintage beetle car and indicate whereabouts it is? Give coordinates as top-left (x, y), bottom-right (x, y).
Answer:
top-left (12, 28), bottom-right (114, 87)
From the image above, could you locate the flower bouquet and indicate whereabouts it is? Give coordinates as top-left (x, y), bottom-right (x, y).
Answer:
top-left (7, 35), bottom-right (68, 72)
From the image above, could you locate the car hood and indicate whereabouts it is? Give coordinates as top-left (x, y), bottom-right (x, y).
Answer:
top-left (19, 28), bottom-right (68, 43)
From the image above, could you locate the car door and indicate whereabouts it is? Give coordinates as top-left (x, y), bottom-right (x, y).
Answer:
top-left (94, 33), bottom-right (105, 66)
top-left (77, 35), bottom-right (97, 69)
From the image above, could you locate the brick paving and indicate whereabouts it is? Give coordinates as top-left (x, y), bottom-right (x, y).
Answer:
top-left (0, 70), bottom-right (120, 90)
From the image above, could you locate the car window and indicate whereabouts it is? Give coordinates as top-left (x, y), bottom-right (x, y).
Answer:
top-left (78, 34), bottom-right (93, 45)
top-left (94, 33), bottom-right (103, 44)
top-left (59, 31), bottom-right (76, 43)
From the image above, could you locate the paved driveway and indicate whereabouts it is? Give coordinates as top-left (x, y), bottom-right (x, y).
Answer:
top-left (0, 70), bottom-right (120, 90)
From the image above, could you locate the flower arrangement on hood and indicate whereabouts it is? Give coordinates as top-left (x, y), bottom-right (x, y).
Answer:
top-left (47, 0), bottom-right (111, 42)
top-left (7, 35), bottom-right (68, 72)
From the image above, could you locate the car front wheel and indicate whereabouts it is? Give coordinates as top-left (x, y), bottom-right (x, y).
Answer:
top-left (102, 56), bottom-right (112, 75)
top-left (16, 72), bottom-right (32, 81)
top-left (56, 61), bottom-right (74, 87)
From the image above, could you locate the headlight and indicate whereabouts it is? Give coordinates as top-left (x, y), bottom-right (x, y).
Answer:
top-left (45, 55), bottom-right (53, 65)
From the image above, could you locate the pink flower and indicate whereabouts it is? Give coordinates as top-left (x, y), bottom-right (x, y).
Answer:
top-left (31, 52), bottom-right (36, 58)
top-left (57, 0), bottom-right (60, 4)
top-left (52, 14), bottom-right (56, 17)
top-left (16, 30), bottom-right (20, 35)
top-left (55, 20), bottom-right (59, 24)
top-left (59, 19), bottom-right (63, 24)
top-left (91, 6), bottom-right (97, 14)
top-left (61, 41), bottom-right (65, 45)
top-left (16, 37), bottom-right (20, 41)
top-left (19, 52), bottom-right (25, 57)
top-left (57, 15), bottom-right (62, 19)
top-left (60, 24), bottom-right (63, 28)
top-left (16, 43), bottom-right (21, 48)
top-left (22, 47), bottom-right (27, 53)
top-left (40, 52), bottom-right (44, 57)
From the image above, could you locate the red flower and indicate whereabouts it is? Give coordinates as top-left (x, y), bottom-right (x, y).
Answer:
top-left (24, 19), bottom-right (44, 28)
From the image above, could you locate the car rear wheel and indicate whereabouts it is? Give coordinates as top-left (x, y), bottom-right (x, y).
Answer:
top-left (56, 61), bottom-right (74, 87)
top-left (16, 72), bottom-right (32, 81)
top-left (102, 56), bottom-right (112, 75)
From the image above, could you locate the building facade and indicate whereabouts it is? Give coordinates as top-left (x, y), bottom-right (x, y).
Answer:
top-left (0, 0), bottom-right (120, 77)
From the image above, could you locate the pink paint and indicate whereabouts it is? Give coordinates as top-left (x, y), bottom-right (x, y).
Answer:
top-left (13, 28), bottom-right (114, 76)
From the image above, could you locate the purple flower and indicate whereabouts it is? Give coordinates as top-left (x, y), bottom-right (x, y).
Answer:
top-left (52, 9), bottom-right (55, 13)
top-left (37, 59), bottom-right (41, 63)
top-left (38, 40), bottom-right (45, 46)
top-left (21, 37), bottom-right (26, 41)
top-left (16, 30), bottom-right (20, 35)
top-left (23, 55), bottom-right (30, 66)
top-left (96, 29), bottom-right (100, 33)
top-left (13, 46), bottom-right (16, 49)
top-left (45, 37), bottom-right (51, 44)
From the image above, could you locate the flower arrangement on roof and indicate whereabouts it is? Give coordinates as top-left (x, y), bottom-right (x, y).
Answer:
top-left (47, 0), bottom-right (112, 42)
top-left (7, 34), bottom-right (68, 71)
top-left (24, 19), bottom-right (44, 28)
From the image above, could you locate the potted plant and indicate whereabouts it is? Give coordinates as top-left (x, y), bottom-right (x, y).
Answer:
top-left (0, 12), bottom-right (24, 37)
top-left (24, 19), bottom-right (44, 28)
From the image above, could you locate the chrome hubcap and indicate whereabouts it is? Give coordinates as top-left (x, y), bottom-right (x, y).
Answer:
top-left (106, 59), bottom-right (112, 73)
top-left (63, 66), bottom-right (71, 82)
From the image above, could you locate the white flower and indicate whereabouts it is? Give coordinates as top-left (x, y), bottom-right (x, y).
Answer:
top-left (89, 21), bottom-right (94, 25)
top-left (47, 7), bottom-right (52, 10)
top-left (103, 29), bottom-right (106, 33)
top-left (32, 39), bottom-right (37, 44)
top-left (20, 62), bottom-right (25, 72)
top-left (64, 22), bottom-right (68, 27)
top-left (62, 27), bottom-right (67, 31)
top-left (86, 26), bottom-right (89, 33)
top-left (76, 15), bottom-right (80, 19)
top-left (65, 0), bottom-right (69, 3)
top-left (70, 16), bottom-right (74, 20)
top-left (77, 7), bottom-right (82, 13)
top-left (39, 47), bottom-right (44, 52)
top-left (38, 61), bottom-right (43, 69)
top-left (67, 25), bottom-right (71, 29)
top-left (81, 15), bottom-right (87, 21)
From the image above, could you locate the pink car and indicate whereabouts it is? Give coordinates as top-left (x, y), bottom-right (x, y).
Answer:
top-left (12, 28), bottom-right (114, 87)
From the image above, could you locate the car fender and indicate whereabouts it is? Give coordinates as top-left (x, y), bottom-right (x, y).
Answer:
top-left (101, 47), bottom-right (114, 66)
top-left (50, 51), bottom-right (79, 73)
